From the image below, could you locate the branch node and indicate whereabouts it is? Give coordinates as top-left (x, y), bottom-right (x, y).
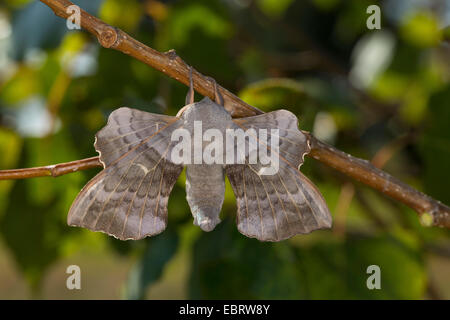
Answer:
top-left (165, 49), bottom-right (178, 60)
top-left (98, 27), bottom-right (118, 48)
top-left (164, 49), bottom-right (187, 67)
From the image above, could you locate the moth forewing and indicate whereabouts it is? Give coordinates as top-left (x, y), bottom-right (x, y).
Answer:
top-left (68, 108), bottom-right (185, 240)
top-left (224, 110), bottom-right (332, 241)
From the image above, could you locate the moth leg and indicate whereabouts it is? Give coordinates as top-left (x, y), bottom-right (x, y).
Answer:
top-left (208, 77), bottom-right (224, 106)
top-left (185, 66), bottom-right (195, 105)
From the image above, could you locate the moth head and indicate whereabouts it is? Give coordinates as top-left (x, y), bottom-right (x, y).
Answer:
top-left (177, 97), bottom-right (231, 123)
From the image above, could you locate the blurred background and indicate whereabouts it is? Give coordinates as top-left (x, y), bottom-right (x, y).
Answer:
top-left (0, 0), bottom-right (449, 299)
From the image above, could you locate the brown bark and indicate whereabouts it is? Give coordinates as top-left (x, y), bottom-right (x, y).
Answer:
top-left (0, 157), bottom-right (101, 179)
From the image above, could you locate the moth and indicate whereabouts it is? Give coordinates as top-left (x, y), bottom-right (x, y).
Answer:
top-left (68, 69), bottom-right (332, 242)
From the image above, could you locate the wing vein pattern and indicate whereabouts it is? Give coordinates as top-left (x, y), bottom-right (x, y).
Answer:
top-left (68, 107), bottom-right (184, 240)
top-left (225, 110), bottom-right (332, 241)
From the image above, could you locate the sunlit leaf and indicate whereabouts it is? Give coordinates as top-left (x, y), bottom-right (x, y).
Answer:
top-left (400, 11), bottom-right (442, 48)
top-left (256, 0), bottom-right (294, 18)
top-left (100, 0), bottom-right (142, 31)
top-left (0, 129), bottom-right (22, 217)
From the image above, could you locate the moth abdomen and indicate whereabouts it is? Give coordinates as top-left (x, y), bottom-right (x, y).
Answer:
top-left (185, 164), bottom-right (225, 232)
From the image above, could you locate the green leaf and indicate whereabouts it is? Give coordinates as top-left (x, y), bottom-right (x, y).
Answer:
top-left (0, 178), bottom-right (68, 293)
top-left (189, 218), bottom-right (426, 299)
top-left (170, 5), bottom-right (231, 47)
top-left (294, 234), bottom-right (426, 299)
top-left (189, 219), bottom-right (307, 299)
top-left (256, 0), bottom-right (294, 18)
top-left (420, 85), bottom-right (450, 206)
top-left (400, 11), bottom-right (442, 48)
top-left (123, 229), bottom-right (179, 300)
top-left (156, 1), bottom-right (236, 82)
top-left (100, 0), bottom-right (142, 31)
top-left (0, 129), bottom-right (22, 218)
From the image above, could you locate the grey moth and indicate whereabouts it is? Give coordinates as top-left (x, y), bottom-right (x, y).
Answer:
top-left (68, 69), bottom-right (332, 241)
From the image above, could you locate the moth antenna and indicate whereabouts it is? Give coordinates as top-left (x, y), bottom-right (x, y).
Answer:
top-left (185, 66), bottom-right (195, 105)
top-left (176, 105), bottom-right (189, 117)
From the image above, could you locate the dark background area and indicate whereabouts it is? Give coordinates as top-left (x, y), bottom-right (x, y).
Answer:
top-left (0, 0), bottom-right (449, 299)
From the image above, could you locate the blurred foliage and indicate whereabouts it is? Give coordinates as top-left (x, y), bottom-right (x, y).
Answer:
top-left (123, 229), bottom-right (179, 299)
top-left (0, 0), bottom-right (449, 299)
top-left (190, 219), bottom-right (426, 299)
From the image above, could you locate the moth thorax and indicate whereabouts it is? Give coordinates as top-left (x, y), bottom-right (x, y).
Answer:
top-left (185, 164), bottom-right (225, 232)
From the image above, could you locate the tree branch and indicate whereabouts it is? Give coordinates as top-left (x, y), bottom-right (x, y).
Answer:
top-left (2, 0), bottom-right (447, 228)
top-left (39, 0), bottom-right (261, 119)
top-left (306, 135), bottom-right (450, 228)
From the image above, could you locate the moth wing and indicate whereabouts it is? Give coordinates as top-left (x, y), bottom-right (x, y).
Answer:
top-left (225, 110), bottom-right (332, 241)
top-left (94, 107), bottom-right (180, 167)
top-left (68, 107), bottom-right (184, 240)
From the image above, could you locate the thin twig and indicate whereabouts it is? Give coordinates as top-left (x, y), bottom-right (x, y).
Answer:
top-left (0, 157), bottom-right (101, 179)
top-left (2, 0), bottom-right (447, 228)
